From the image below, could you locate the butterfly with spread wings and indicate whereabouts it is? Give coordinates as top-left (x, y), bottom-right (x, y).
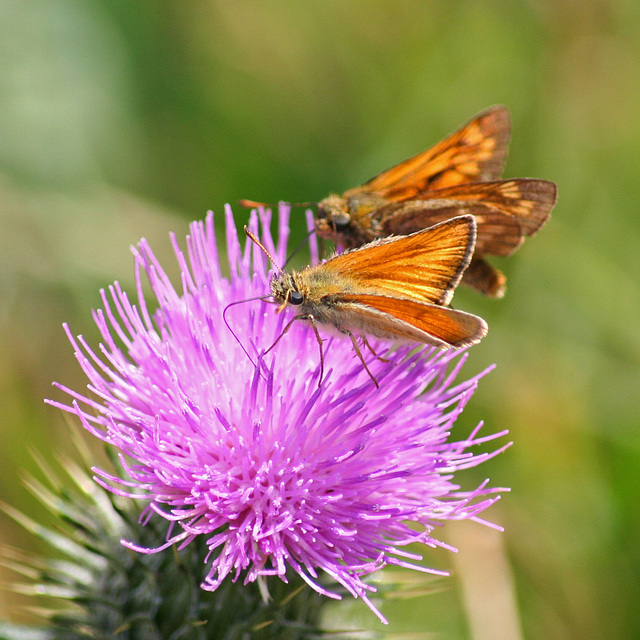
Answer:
top-left (315, 106), bottom-right (557, 298)
top-left (247, 215), bottom-right (486, 387)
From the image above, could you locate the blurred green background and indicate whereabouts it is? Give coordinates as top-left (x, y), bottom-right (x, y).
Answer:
top-left (1, 1), bottom-right (639, 638)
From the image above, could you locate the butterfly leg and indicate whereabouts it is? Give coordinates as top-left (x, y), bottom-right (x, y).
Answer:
top-left (361, 335), bottom-right (389, 363)
top-left (306, 314), bottom-right (325, 387)
top-left (342, 330), bottom-right (379, 389)
top-left (264, 314), bottom-right (305, 356)
top-left (265, 314), bottom-right (326, 387)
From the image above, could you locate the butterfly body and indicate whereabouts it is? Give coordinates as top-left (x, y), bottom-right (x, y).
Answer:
top-left (315, 106), bottom-right (557, 297)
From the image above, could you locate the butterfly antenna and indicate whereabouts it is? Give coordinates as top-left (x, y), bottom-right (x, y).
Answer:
top-left (244, 226), bottom-right (286, 277)
top-left (239, 199), bottom-right (316, 209)
top-left (282, 227), bottom-right (316, 269)
top-left (222, 296), bottom-right (270, 369)
top-left (239, 199), bottom-right (273, 209)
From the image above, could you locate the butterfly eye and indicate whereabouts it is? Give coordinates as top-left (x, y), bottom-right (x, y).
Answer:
top-left (288, 290), bottom-right (304, 305)
top-left (332, 213), bottom-right (351, 231)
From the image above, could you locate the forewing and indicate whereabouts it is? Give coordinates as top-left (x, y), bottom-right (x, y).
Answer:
top-left (380, 199), bottom-right (522, 256)
top-left (380, 179), bottom-right (557, 256)
top-left (340, 293), bottom-right (488, 348)
top-left (416, 178), bottom-right (557, 236)
top-left (346, 106), bottom-right (511, 202)
top-left (322, 215), bottom-right (476, 306)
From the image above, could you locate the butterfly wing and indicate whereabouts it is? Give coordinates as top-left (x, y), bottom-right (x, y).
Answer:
top-left (379, 199), bottom-right (522, 256)
top-left (321, 215), bottom-right (476, 307)
top-left (379, 179), bottom-right (557, 256)
top-left (462, 257), bottom-right (507, 298)
top-left (415, 178), bottom-right (556, 239)
top-left (345, 105), bottom-right (511, 202)
top-left (338, 293), bottom-right (488, 348)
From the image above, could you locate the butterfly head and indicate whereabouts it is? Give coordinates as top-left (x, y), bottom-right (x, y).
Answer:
top-left (270, 272), bottom-right (306, 312)
top-left (316, 194), bottom-right (352, 239)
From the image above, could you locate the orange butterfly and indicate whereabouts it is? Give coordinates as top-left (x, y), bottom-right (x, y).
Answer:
top-left (245, 215), bottom-right (487, 387)
top-left (315, 106), bottom-right (557, 297)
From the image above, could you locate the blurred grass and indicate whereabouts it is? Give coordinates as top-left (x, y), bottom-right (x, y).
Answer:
top-left (1, 1), bottom-right (639, 638)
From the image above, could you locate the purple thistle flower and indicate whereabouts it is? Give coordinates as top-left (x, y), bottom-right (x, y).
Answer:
top-left (49, 204), bottom-right (509, 624)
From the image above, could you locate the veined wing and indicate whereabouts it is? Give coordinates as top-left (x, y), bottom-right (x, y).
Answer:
top-left (379, 179), bottom-right (556, 256)
top-left (463, 257), bottom-right (507, 298)
top-left (413, 178), bottom-right (556, 237)
top-left (345, 106), bottom-right (511, 202)
top-left (322, 216), bottom-right (476, 306)
top-left (339, 293), bottom-right (487, 348)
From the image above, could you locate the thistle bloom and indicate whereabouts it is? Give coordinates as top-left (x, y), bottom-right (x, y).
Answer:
top-left (50, 204), bottom-right (508, 623)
